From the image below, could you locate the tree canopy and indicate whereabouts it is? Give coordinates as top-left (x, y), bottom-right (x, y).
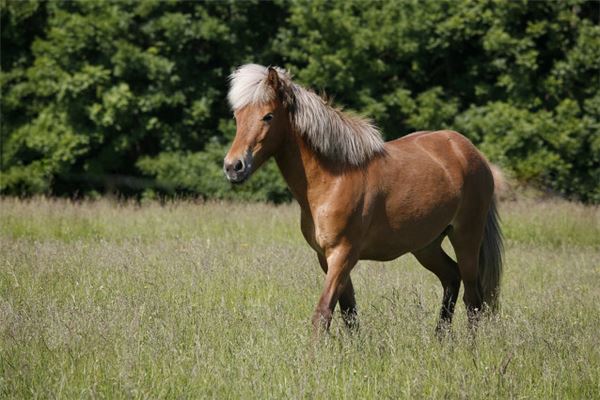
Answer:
top-left (1, 0), bottom-right (598, 202)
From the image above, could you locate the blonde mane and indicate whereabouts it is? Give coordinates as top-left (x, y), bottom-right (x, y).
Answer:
top-left (228, 64), bottom-right (385, 166)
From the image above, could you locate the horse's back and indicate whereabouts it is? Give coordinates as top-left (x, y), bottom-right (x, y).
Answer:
top-left (375, 129), bottom-right (487, 196)
top-left (359, 130), bottom-right (493, 259)
top-left (383, 130), bottom-right (492, 194)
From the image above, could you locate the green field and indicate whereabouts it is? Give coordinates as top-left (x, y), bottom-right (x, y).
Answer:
top-left (1, 197), bottom-right (599, 398)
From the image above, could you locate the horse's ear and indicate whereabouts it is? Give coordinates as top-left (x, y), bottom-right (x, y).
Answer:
top-left (267, 66), bottom-right (293, 107)
top-left (266, 66), bottom-right (280, 90)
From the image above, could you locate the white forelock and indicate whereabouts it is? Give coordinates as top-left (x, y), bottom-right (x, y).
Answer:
top-left (228, 64), bottom-right (385, 165)
top-left (228, 64), bottom-right (290, 111)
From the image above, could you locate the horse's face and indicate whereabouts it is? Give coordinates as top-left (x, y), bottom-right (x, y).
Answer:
top-left (223, 102), bottom-right (285, 183)
top-left (224, 71), bottom-right (286, 184)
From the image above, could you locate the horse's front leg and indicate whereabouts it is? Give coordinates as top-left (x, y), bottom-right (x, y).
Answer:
top-left (312, 246), bottom-right (358, 334)
top-left (317, 254), bottom-right (358, 330)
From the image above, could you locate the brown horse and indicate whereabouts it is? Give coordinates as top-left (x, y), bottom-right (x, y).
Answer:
top-left (224, 64), bottom-right (503, 334)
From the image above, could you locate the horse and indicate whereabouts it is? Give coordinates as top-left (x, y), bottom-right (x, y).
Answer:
top-left (223, 64), bottom-right (503, 334)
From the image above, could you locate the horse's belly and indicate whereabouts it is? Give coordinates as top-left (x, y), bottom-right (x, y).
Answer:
top-left (358, 224), bottom-right (443, 261)
top-left (358, 229), bottom-right (425, 261)
top-left (359, 244), bottom-right (409, 261)
top-left (358, 199), bottom-right (458, 261)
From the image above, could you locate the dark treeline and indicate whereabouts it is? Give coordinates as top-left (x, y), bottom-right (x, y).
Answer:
top-left (1, 0), bottom-right (599, 203)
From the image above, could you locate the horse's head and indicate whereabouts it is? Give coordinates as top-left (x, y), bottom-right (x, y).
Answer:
top-left (224, 66), bottom-right (289, 184)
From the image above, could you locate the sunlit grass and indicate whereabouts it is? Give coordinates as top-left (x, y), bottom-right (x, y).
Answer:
top-left (1, 197), bottom-right (599, 398)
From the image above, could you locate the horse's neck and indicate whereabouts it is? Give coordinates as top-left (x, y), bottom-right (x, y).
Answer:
top-left (274, 128), bottom-right (330, 211)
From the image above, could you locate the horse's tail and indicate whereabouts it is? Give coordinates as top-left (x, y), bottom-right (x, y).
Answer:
top-left (478, 174), bottom-right (504, 312)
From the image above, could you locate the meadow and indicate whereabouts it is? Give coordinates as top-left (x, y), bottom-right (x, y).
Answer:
top-left (1, 197), bottom-right (599, 399)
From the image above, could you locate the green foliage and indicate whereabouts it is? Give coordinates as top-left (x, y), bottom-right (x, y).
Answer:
top-left (1, 0), bottom-right (598, 202)
top-left (455, 98), bottom-right (600, 202)
top-left (136, 141), bottom-right (291, 203)
top-left (1, 0), bottom-right (286, 200)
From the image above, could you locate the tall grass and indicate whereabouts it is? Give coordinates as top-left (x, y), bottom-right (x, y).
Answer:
top-left (1, 197), bottom-right (598, 398)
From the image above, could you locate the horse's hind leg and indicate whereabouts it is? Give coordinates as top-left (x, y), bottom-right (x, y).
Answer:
top-left (412, 230), bottom-right (461, 334)
top-left (318, 254), bottom-right (358, 330)
top-left (449, 223), bottom-right (486, 328)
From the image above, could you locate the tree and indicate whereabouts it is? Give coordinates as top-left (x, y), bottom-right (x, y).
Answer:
top-left (1, 0), bottom-right (290, 200)
top-left (1, 0), bottom-right (598, 202)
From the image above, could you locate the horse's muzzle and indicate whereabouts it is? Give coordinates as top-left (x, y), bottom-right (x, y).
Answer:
top-left (223, 155), bottom-right (251, 184)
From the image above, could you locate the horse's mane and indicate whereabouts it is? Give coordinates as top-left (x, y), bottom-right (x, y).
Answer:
top-left (228, 64), bottom-right (385, 166)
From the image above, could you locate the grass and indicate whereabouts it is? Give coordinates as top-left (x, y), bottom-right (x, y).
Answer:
top-left (1, 197), bottom-right (599, 398)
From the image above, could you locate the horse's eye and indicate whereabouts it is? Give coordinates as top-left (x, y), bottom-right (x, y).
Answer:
top-left (262, 113), bottom-right (273, 122)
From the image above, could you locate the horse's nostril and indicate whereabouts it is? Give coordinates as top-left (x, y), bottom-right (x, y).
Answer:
top-left (234, 160), bottom-right (244, 172)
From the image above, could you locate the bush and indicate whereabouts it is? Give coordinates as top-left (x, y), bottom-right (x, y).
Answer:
top-left (1, 0), bottom-right (598, 202)
top-left (136, 140), bottom-right (291, 203)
